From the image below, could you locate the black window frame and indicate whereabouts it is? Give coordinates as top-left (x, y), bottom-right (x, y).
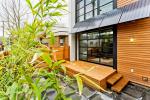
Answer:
top-left (79, 26), bottom-right (115, 67)
top-left (75, 0), bottom-right (117, 23)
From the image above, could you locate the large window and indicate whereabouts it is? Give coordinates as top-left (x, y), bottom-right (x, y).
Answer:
top-left (76, 0), bottom-right (114, 22)
top-left (79, 28), bottom-right (113, 66)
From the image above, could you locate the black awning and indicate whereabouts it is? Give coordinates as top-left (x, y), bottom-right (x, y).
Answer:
top-left (71, 22), bottom-right (81, 33)
top-left (119, 0), bottom-right (150, 23)
top-left (71, 0), bottom-right (150, 33)
top-left (100, 9), bottom-right (122, 27)
top-left (76, 20), bottom-right (90, 33)
top-left (87, 15), bottom-right (104, 30)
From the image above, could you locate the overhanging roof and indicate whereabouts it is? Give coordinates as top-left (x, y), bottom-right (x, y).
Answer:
top-left (71, 0), bottom-right (150, 33)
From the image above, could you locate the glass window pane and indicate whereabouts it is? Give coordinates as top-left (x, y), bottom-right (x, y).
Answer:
top-left (77, 0), bottom-right (84, 9)
top-left (88, 39), bottom-right (100, 47)
top-left (80, 48), bottom-right (87, 54)
top-left (85, 11), bottom-right (93, 19)
top-left (86, 0), bottom-right (92, 5)
top-left (100, 2), bottom-right (113, 14)
top-left (94, 9), bottom-right (98, 16)
top-left (88, 32), bottom-right (99, 39)
top-left (80, 40), bottom-right (88, 47)
top-left (88, 47), bottom-right (100, 63)
top-left (78, 8), bottom-right (84, 16)
top-left (78, 15), bottom-right (84, 22)
top-left (79, 28), bottom-right (114, 66)
top-left (100, 0), bottom-right (112, 6)
top-left (100, 57), bottom-right (113, 66)
top-left (94, 0), bottom-right (97, 9)
top-left (86, 3), bottom-right (93, 13)
top-left (80, 33), bottom-right (87, 39)
top-left (80, 54), bottom-right (87, 60)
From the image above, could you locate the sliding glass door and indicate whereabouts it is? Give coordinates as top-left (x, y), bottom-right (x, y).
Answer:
top-left (79, 28), bottom-right (113, 66)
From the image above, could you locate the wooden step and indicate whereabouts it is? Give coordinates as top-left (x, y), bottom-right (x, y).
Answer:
top-left (111, 77), bottom-right (129, 93)
top-left (107, 73), bottom-right (123, 85)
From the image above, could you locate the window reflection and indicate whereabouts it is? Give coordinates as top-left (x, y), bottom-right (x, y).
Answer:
top-left (88, 32), bottom-right (99, 39)
top-left (100, 0), bottom-right (113, 6)
top-left (76, 0), bottom-right (114, 22)
top-left (86, 0), bottom-right (92, 5)
top-left (79, 29), bottom-right (113, 66)
top-left (80, 33), bottom-right (88, 39)
top-left (77, 0), bottom-right (84, 9)
top-left (88, 47), bottom-right (100, 63)
top-left (80, 54), bottom-right (87, 60)
top-left (100, 2), bottom-right (113, 14)
top-left (85, 11), bottom-right (93, 19)
top-left (80, 40), bottom-right (88, 47)
top-left (79, 8), bottom-right (84, 16)
top-left (88, 40), bottom-right (99, 47)
top-left (78, 15), bottom-right (84, 22)
top-left (80, 48), bottom-right (87, 55)
top-left (86, 4), bottom-right (93, 13)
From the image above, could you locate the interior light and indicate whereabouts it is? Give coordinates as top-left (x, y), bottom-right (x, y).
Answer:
top-left (130, 33), bottom-right (135, 42)
top-left (130, 37), bottom-right (135, 42)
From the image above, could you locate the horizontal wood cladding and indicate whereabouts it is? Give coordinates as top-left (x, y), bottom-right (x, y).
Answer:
top-left (117, 18), bottom-right (150, 87)
top-left (117, 0), bottom-right (138, 8)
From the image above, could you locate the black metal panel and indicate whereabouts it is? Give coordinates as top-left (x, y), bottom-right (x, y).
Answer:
top-left (71, 22), bottom-right (81, 33)
top-left (119, 0), bottom-right (150, 23)
top-left (71, 0), bottom-right (150, 34)
top-left (100, 9), bottom-right (122, 27)
top-left (87, 15), bottom-right (105, 30)
top-left (76, 20), bottom-right (90, 33)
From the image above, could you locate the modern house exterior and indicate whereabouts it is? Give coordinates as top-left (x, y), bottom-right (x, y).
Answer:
top-left (68, 0), bottom-right (150, 87)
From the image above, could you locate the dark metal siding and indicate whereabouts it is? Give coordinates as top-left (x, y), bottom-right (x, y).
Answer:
top-left (71, 22), bottom-right (81, 33)
top-left (119, 0), bottom-right (150, 23)
top-left (71, 0), bottom-right (150, 33)
top-left (100, 9), bottom-right (122, 27)
top-left (76, 20), bottom-right (90, 33)
top-left (87, 15), bottom-right (104, 30)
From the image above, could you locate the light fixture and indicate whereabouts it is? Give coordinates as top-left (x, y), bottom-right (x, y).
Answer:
top-left (130, 37), bottom-right (135, 42)
top-left (129, 33), bottom-right (135, 42)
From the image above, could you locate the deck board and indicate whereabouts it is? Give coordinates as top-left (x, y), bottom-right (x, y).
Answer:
top-left (62, 61), bottom-right (116, 90)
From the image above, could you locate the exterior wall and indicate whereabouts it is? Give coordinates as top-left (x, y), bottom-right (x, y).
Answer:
top-left (117, 0), bottom-right (138, 7)
top-left (68, 0), bottom-right (76, 61)
top-left (117, 18), bottom-right (150, 87)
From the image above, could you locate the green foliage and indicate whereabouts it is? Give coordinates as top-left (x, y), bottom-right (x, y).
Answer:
top-left (0, 0), bottom-right (72, 100)
top-left (74, 74), bottom-right (83, 95)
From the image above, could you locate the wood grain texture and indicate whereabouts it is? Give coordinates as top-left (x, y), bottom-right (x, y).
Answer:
top-left (111, 77), bottom-right (129, 93)
top-left (117, 0), bottom-right (138, 8)
top-left (62, 61), bottom-right (116, 89)
top-left (117, 18), bottom-right (150, 87)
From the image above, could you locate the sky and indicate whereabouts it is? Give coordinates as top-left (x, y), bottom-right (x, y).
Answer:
top-left (0, 0), bottom-right (69, 37)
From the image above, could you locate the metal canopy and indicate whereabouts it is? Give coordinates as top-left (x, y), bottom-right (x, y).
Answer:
top-left (100, 9), bottom-right (122, 27)
top-left (71, 22), bottom-right (81, 33)
top-left (119, 0), bottom-right (150, 23)
top-left (87, 15), bottom-right (105, 30)
top-left (76, 20), bottom-right (90, 33)
top-left (71, 0), bottom-right (150, 33)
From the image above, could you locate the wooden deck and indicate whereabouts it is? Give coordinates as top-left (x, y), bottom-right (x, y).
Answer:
top-left (62, 61), bottom-right (116, 90)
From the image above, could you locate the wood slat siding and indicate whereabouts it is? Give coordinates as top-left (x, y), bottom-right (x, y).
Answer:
top-left (117, 0), bottom-right (138, 7)
top-left (117, 18), bottom-right (150, 87)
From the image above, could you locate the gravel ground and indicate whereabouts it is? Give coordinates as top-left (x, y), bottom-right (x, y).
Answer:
top-left (46, 81), bottom-right (150, 100)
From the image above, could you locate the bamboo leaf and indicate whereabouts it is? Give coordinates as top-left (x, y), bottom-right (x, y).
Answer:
top-left (26, 0), bottom-right (32, 9)
top-left (49, 12), bottom-right (63, 16)
top-left (74, 75), bottom-right (83, 95)
top-left (33, 2), bottom-right (41, 9)
top-left (41, 53), bottom-right (52, 67)
top-left (61, 65), bottom-right (66, 74)
top-left (50, 0), bottom-right (58, 3)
